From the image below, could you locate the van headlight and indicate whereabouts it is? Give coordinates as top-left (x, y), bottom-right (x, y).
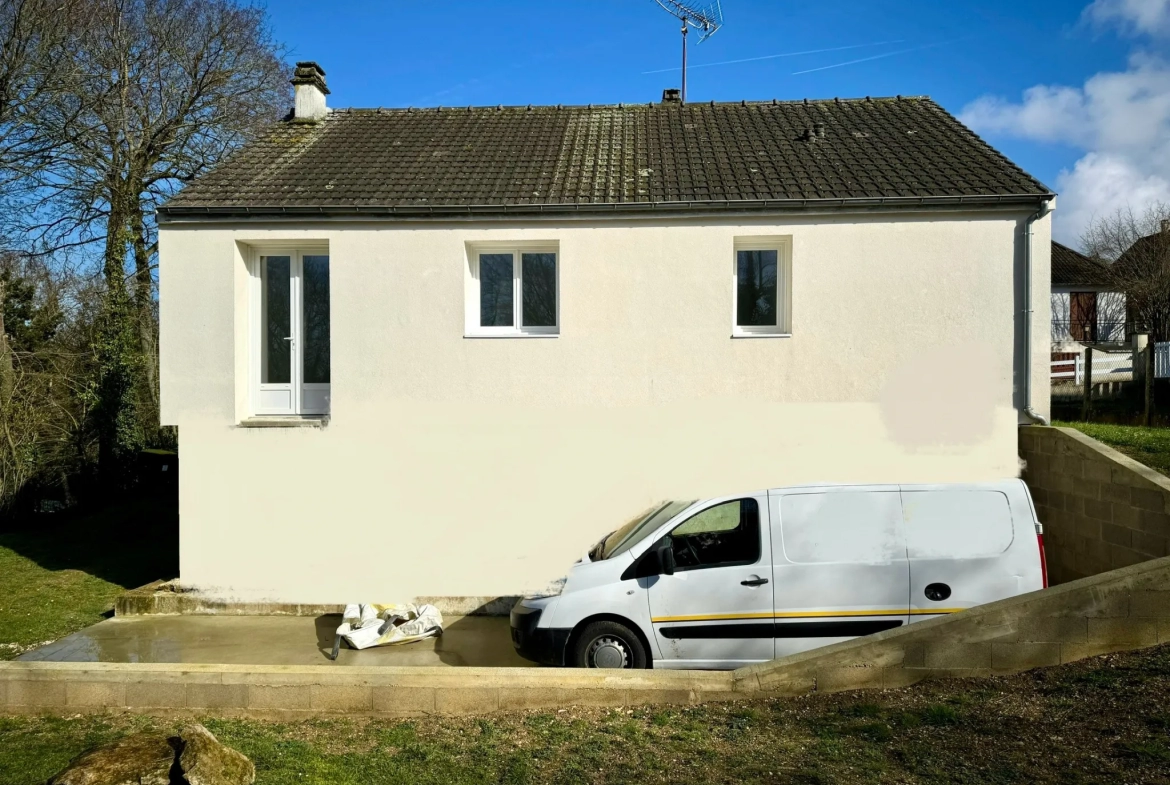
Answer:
top-left (521, 576), bottom-right (565, 603)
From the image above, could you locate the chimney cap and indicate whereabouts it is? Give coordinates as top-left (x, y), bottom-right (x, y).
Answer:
top-left (662, 88), bottom-right (681, 103)
top-left (291, 61), bottom-right (330, 95)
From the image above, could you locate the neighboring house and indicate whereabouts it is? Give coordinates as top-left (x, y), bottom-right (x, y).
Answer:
top-left (157, 63), bottom-right (1055, 602)
top-left (1050, 241), bottom-right (1126, 351)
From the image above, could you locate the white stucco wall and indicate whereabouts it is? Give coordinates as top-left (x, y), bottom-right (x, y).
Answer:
top-left (159, 209), bottom-right (1051, 602)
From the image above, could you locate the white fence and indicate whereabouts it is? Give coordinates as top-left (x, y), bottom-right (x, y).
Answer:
top-left (1052, 342), bottom-right (1170, 385)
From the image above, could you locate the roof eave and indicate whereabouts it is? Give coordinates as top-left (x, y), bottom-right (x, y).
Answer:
top-left (156, 193), bottom-right (1056, 224)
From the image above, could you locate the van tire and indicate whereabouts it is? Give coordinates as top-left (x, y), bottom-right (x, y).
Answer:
top-left (571, 621), bottom-right (649, 669)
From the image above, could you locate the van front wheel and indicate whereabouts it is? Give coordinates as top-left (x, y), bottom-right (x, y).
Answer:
top-left (571, 621), bottom-right (649, 669)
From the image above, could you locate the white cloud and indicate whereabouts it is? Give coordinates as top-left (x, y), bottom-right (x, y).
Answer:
top-left (959, 53), bottom-right (1170, 244)
top-left (1085, 0), bottom-right (1170, 36)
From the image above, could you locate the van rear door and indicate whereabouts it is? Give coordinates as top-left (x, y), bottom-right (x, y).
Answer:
top-left (900, 485), bottom-right (1021, 621)
top-left (770, 486), bottom-right (910, 658)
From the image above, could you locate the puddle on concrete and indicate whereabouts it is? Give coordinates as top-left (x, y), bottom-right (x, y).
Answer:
top-left (19, 614), bottom-right (536, 667)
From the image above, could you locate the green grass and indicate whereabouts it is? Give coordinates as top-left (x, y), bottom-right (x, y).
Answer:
top-left (1053, 420), bottom-right (1170, 477)
top-left (0, 495), bottom-right (177, 660)
top-left (2, 643), bottom-right (1170, 784)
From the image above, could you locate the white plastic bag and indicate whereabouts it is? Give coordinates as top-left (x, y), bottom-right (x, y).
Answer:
top-left (335, 603), bottom-right (443, 651)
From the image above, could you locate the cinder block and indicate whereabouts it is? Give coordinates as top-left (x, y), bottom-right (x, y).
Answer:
top-left (125, 682), bottom-right (185, 709)
top-left (923, 642), bottom-right (992, 670)
top-left (1130, 487), bottom-right (1166, 512)
top-left (1113, 504), bottom-right (1142, 530)
top-left (7, 680), bottom-right (66, 707)
top-left (1132, 533), bottom-right (1169, 558)
top-left (1060, 641), bottom-right (1134, 664)
top-left (625, 688), bottom-right (694, 706)
top-left (1086, 617), bottom-right (1159, 646)
top-left (1075, 516), bottom-right (1102, 541)
top-left (1084, 461), bottom-right (1113, 484)
top-left (991, 642), bottom-right (1061, 670)
top-left (1016, 617), bottom-right (1087, 642)
top-left (66, 682), bottom-right (126, 708)
top-left (1100, 483), bottom-right (1131, 505)
top-left (1085, 499), bottom-right (1114, 523)
top-left (248, 685), bottom-right (311, 711)
top-left (1111, 546), bottom-right (1148, 570)
top-left (434, 687), bottom-right (499, 715)
top-left (186, 683), bottom-right (248, 710)
top-left (496, 687), bottom-right (563, 711)
top-left (816, 666), bottom-right (885, 694)
top-left (881, 668), bottom-right (929, 690)
top-left (1137, 510), bottom-right (1170, 537)
top-left (1161, 619), bottom-right (1170, 644)
top-left (372, 686), bottom-right (436, 715)
top-left (1102, 523), bottom-right (1132, 547)
top-left (310, 685), bottom-right (371, 712)
top-left (1080, 591), bottom-right (1130, 618)
top-left (1130, 590), bottom-right (1170, 618)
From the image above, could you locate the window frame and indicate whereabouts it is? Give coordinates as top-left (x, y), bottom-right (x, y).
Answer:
top-left (667, 497), bottom-right (762, 572)
top-left (465, 242), bottom-right (559, 338)
top-left (247, 245), bottom-right (330, 417)
top-left (732, 237), bottom-right (792, 338)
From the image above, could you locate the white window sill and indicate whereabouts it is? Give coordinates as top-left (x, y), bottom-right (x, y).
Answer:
top-left (731, 332), bottom-right (792, 339)
top-left (464, 333), bottom-right (559, 339)
top-left (237, 416), bottom-right (329, 429)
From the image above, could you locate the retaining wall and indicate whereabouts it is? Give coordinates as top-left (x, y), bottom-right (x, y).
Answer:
top-left (1020, 425), bottom-right (1170, 584)
top-left (4, 556), bottom-right (1169, 718)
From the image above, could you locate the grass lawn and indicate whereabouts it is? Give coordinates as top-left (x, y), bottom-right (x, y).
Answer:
top-left (1054, 420), bottom-right (1170, 477)
top-left (0, 494), bottom-right (177, 660)
top-left (3, 644), bottom-right (1170, 784)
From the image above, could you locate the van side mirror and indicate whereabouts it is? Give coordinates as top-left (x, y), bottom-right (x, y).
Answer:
top-left (620, 537), bottom-right (676, 581)
top-left (658, 540), bottom-right (675, 576)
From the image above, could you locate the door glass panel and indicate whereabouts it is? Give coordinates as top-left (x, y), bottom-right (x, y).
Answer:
top-left (302, 255), bottom-right (330, 384)
top-left (262, 256), bottom-right (291, 384)
top-left (521, 252), bottom-right (556, 327)
top-left (670, 499), bottom-right (760, 570)
top-left (737, 250), bottom-right (778, 327)
top-left (479, 253), bottom-right (514, 327)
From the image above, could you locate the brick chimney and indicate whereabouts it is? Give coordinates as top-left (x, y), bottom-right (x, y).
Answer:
top-left (291, 61), bottom-right (329, 123)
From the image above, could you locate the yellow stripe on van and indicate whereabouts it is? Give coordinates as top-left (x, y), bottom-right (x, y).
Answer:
top-left (909, 608), bottom-right (964, 615)
top-left (651, 609), bottom-right (921, 624)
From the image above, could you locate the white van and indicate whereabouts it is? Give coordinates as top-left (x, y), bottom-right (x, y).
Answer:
top-left (511, 481), bottom-right (1047, 670)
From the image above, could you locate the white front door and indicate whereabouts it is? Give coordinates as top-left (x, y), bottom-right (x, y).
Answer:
top-left (255, 252), bottom-right (330, 416)
top-left (647, 496), bottom-right (774, 669)
top-left (770, 487), bottom-right (910, 658)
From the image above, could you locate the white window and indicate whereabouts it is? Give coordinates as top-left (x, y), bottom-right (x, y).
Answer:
top-left (733, 237), bottom-right (792, 337)
top-left (466, 244), bottom-right (558, 337)
top-left (249, 249), bottom-right (330, 416)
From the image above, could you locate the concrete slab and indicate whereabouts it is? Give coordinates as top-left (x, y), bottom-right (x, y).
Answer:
top-left (18, 614), bottom-right (534, 668)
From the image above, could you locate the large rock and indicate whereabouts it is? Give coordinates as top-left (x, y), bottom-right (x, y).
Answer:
top-left (46, 724), bottom-right (253, 785)
top-left (177, 724), bottom-right (255, 785)
top-left (48, 732), bottom-right (177, 785)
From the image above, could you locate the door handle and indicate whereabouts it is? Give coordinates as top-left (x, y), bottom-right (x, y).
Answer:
top-left (741, 577), bottom-right (769, 587)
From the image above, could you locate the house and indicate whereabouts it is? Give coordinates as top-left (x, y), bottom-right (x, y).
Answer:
top-left (1050, 241), bottom-right (1126, 351)
top-left (157, 63), bottom-right (1055, 602)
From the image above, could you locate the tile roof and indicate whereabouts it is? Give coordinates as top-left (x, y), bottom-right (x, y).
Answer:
top-left (159, 96), bottom-right (1053, 220)
top-left (1051, 241), bottom-right (1113, 287)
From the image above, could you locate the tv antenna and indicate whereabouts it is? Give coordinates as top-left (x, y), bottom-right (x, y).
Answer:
top-left (653, 0), bottom-right (724, 102)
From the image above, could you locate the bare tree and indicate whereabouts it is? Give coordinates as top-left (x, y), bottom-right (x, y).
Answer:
top-left (1082, 202), bottom-right (1170, 341)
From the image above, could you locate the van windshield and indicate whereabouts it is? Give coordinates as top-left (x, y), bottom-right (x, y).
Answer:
top-left (597, 500), bottom-right (694, 560)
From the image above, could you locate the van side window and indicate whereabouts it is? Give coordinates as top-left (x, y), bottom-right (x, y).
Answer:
top-left (780, 491), bottom-right (903, 565)
top-left (902, 490), bottom-right (1014, 559)
top-left (669, 499), bottom-right (760, 570)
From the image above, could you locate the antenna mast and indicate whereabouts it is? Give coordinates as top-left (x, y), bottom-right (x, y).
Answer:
top-left (653, 0), bottom-right (724, 103)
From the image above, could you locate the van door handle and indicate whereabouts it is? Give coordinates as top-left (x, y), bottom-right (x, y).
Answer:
top-left (741, 577), bottom-right (769, 587)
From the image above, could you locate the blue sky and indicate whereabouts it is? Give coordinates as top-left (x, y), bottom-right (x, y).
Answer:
top-left (266, 0), bottom-right (1170, 245)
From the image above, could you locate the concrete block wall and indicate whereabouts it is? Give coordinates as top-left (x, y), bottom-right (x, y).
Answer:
top-left (4, 555), bottom-right (1169, 718)
top-left (1019, 426), bottom-right (1170, 584)
top-left (735, 554), bottom-right (1170, 697)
